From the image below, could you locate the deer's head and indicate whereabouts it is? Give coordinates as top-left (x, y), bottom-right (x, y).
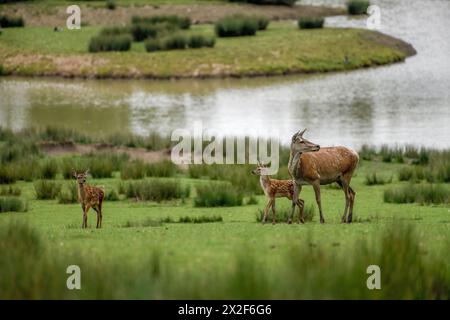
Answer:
top-left (251, 162), bottom-right (266, 176)
top-left (73, 169), bottom-right (89, 185)
top-left (291, 129), bottom-right (320, 154)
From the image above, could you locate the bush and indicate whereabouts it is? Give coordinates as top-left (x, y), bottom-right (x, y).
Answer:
top-left (105, 189), bottom-right (119, 201)
top-left (146, 160), bottom-right (177, 177)
top-left (161, 33), bottom-right (188, 50)
top-left (188, 34), bottom-right (216, 49)
top-left (145, 38), bottom-right (162, 52)
top-left (178, 215), bottom-right (223, 223)
top-left (106, 0), bottom-right (116, 10)
top-left (0, 164), bottom-right (16, 184)
top-left (298, 17), bottom-right (324, 29)
top-left (347, 0), bottom-right (370, 15)
top-left (132, 15), bottom-right (191, 30)
top-left (0, 197), bottom-right (28, 213)
top-left (231, 0), bottom-right (296, 6)
top-left (398, 167), bottom-right (414, 182)
top-left (0, 185), bottom-right (21, 196)
top-left (57, 182), bottom-right (78, 204)
top-left (384, 184), bottom-right (449, 205)
top-left (195, 182), bottom-right (243, 207)
top-left (100, 26), bottom-right (130, 36)
top-left (246, 195), bottom-right (258, 205)
top-left (88, 34), bottom-right (132, 52)
top-left (121, 160), bottom-right (147, 180)
top-left (0, 15), bottom-right (24, 28)
top-left (254, 16), bottom-right (270, 30)
top-left (215, 15), bottom-right (258, 37)
top-left (123, 179), bottom-right (190, 202)
top-left (40, 159), bottom-right (59, 180)
top-left (34, 180), bottom-right (62, 200)
top-left (365, 172), bottom-right (391, 185)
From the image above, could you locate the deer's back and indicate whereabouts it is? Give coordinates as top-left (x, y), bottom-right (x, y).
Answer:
top-left (300, 146), bottom-right (359, 181)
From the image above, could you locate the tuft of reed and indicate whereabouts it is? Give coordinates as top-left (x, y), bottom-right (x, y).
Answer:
top-left (88, 34), bottom-right (132, 52)
top-left (0, 197), bottom-right (28, 213)
top-left (384, 184), bottom-right (449, 205)
top-left (194, 181), bottom-right (243, 207)
top-left (0, 185), bottom-right (21, 196)
top-left (347, 0), bottom-right (370, 15)
top-left (0, 14), bottom-right (24, 28)
top-left (298, 17), bottom-right (324, 29)
top-left (215, 14), bottom-right (258, 37)
top-left (256, 203), bottom-right (315, 223)
top-left (57, 182), bottom-right (78, 204)
top-left (34, 180), bottom-right (62, 200)
top-left (365, 172), bottom-right (391, 185)
top-left (123, 179), bottom-right (190, 202)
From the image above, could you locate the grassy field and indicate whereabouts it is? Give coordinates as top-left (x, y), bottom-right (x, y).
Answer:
top-left (1, 150), bottom-right (449, 298)
top-left (0, 22), bottom-right (413, 78)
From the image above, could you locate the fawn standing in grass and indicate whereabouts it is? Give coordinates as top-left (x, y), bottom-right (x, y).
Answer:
top-left (252, 162), bottom-right (305, 224)
top-left (73, 170), bottom-right (105, 229)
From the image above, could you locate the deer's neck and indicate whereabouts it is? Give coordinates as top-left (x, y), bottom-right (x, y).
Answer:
top-left (260, 175), bottom-right (271, 194)
top-left (77, 183), bottom-right (86, 202)
top-left (288, 149), bottom-right (302, 179)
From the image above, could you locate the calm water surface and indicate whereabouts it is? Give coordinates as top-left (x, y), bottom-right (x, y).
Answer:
top-left (0, 0), bottom-right (449, 148)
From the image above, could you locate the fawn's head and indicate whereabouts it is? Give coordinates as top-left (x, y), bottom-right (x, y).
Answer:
top-left (73, 169), bottom-right (89, 185)
top-left (291, 129), bottom-right (320, 154)
top-left (252, 162), bottom-right (267, 176)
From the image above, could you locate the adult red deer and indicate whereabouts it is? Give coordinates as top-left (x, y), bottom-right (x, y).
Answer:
top-left (287, 129), bottom-right (359, 224)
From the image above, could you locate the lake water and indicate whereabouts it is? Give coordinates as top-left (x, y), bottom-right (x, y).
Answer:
top-left (0, 0), bottom-right (449, 148)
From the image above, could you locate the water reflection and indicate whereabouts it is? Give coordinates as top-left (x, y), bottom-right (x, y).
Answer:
top-left (0, 0), bottom-right (449, 148)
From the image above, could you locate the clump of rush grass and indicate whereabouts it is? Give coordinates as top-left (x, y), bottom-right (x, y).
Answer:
top-left (298, 17), bottom-right (324, 29)
top-left (34, 180), bottom-right (62, 200)
top-left (347, 0), bottom-right (370, 15)
top-left (0, 197), bottom-right (28, 213)
top-left (105, 188), bottom-right (120, 201)
top-left (215, 14), bottom-right (259, 37)
top-left (88, 34), bottom-right (132, 52)
top-left (39, 158), bottom-right (59, 180)
top-left (384, 184), bottom-right (449, 205)
top-left (178, 215), bottom-right (223, 223)
top-left (0, 14), bottom-right (25, 28)
top-left (57, 182), bottom-right (78, 204)
top-left (0, 185), bottom-right (21, 196)
top-left (123, 179), bottom-right (190, 202)
top-left (365, 172), bottom-right (392, 185)
top-left (194, 181), bottom-right (243, 207)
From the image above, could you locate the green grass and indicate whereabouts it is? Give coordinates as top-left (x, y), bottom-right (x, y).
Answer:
top-left (0, 22), bottom-right (409, 78)
top-left (0, 156), bottom-right (448, 298)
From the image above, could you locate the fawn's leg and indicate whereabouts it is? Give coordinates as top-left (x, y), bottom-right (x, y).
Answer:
top-left (81, 204), bottom-right (86, 228)
top-left (271, 199), bottom-right (276, 225)
top-left (262, 199), bottom-right (272, 224)
top-left (93, 206), bottom-right (100, 228)
top-left (83, 204), bottom-right (91, 228)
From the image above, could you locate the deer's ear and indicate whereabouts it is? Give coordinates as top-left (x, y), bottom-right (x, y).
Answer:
top-left (299, 128), bottom-right (307, 137)
top-left (85, 169), bottom-right (90, 175)
top-left (72, 169), bottom-right (77, 177)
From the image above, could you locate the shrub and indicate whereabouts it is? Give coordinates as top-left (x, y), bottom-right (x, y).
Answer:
top-left (384, 184), bottom-right (449, 205)
top-left (0, 64), bottom-right (4, 76)
top-left (146, 160), bottom-right (177, 177)
top-left (0, 197), bottom-right (28, 213)
top-left (100, 26), bottom-right (130, 36)
top-left (232, 0), bottom-right (296, 6)
top-left (57, 182), bottom-right (78, 204)
top-left (347, 0), bottom-right (370, 15)
top-left (195, 182), bottom-right (243, 207)
top-left (145, 38), bottom-right (162, 52)
top-left (246, 195), bottom-right (258, 205)
top-left (88, 34), bottom-right (132, 52)
top-left (106, 0), bottom-right (116, 10)
top-left (0, 185), bottom-right (21, 196)
top-left (161, 33), bottom-right (188, 50)
top-left (215, 15), bottom-right (258, 37)
top-left (0, 164), bottom-right (16, 184)
top-left (365, 172), bottom-right (391, 185)
top-left (254, 16), bottom-right (270, 30)
top-left (0, 15), bottom-right (24, 28)
top-left (298, 17), bottom-right (324, 29)
top-left (123, 179), bottom-right (190, 202)
top-left (121, 160), bottom-right (147, 180)
top-left (132, 15), bottom-right (191, 30)
top-left (398, 167), bottom-right (414, 182)
top-left (34, 180), bottom-right (62, 200)
top-left (105, 189), bottom-right (119, 201)
top-left (40, 159), bottom-right (59, 180)
top-left (188, 34), bottom-right (216, 49)
top-left (380, 145), bottom-right (404, 163)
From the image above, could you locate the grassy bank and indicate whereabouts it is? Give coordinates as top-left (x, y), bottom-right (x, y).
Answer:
top-left (0, 22), bottom-right (415, 79)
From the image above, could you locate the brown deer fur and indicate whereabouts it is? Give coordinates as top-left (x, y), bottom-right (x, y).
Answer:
top-left (252, 163), bottom-right (305, 224)
top-left (288, 129), bottom-right (359, 224)
top-left (73, 170), bottom-right (105, 229)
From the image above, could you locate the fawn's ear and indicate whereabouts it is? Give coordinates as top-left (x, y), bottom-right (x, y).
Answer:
top-left (85, 169), bottom-right (90, 176)
top-left (72, 169), bottom-right (77, 177)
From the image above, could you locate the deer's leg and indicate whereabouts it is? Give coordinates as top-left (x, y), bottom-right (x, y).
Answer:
top-left (288, 183), bottom-right (300, 224)
top-left (83, 204), bottom-right (91, 228)
top-left (262, 199), bottom-right (272, 225)
top-left (81, 204), bottom-right (86, 228)
top-left (93, 206), bottom-right (100, 228)
top-left (271, 199), bottom-right (276, 225)
top-left (347, 186), bottom-right (356, 223)
top-left (297, 198), bottom-right (305, 224)
top-left (338, 179), bottom-right (350, 223)
top-left (312, 181), bottom-right (325, 224)
top-left (99, 201), bottom-right (103, 228)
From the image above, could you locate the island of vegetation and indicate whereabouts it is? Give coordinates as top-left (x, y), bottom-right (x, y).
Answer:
top-left (0, 0), bottom-right (416, 79)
